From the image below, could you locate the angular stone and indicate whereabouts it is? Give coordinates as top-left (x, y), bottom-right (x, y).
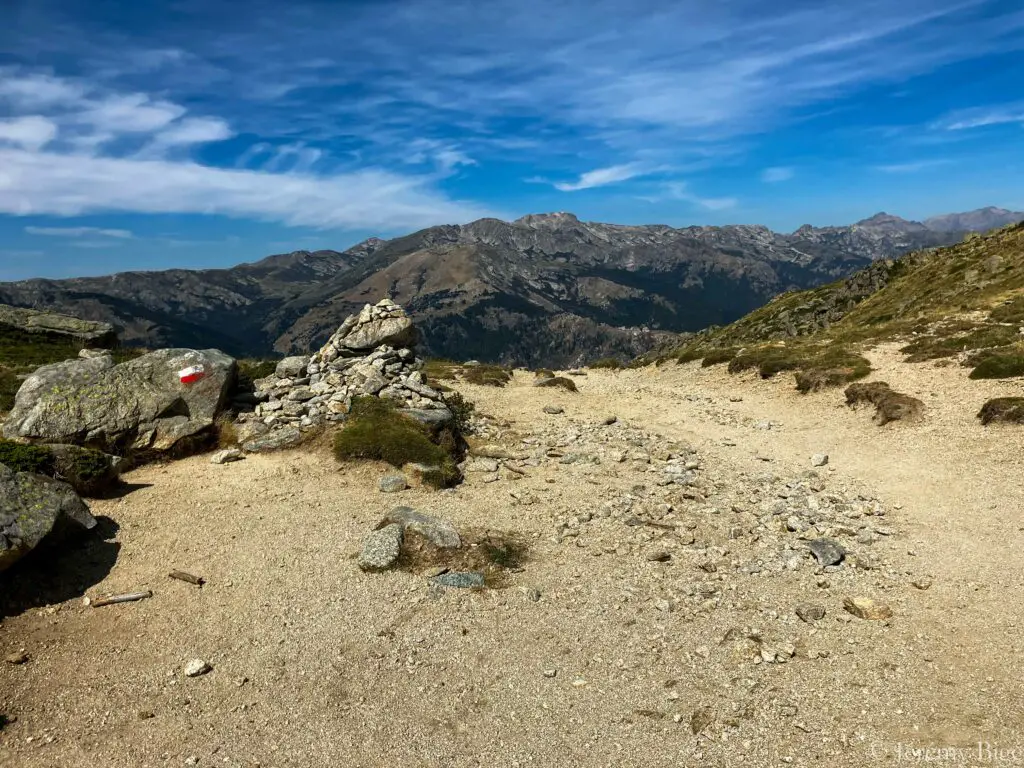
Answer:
top-left (0, 465), bottom-right (96, 572)
top-left (242, 427), bottom-right (303, 453)
top-left (543, 405), bottom-right (564, 415)
top-left (811, 453), bottom-right (829, 467)
top-left (358, 524), bottom-right (404, 571)
top-left (795, 602), bottom-right (826, 622)
top-left (210, 448), bottom-right (243, 464)
top-left (843, 596), bottom-right (893, 620)
top-left (380, 506), bottom-right (461, 548)
top-left (808, 538), bottom-right (846, 567)
top-left (275, 356), bottom-right (309, 379)
top-left (184, 659), bottom-right (212, 677)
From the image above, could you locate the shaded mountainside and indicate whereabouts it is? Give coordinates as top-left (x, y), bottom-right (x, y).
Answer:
top-left (662, 221), bottom-right (1024, 383)
top-left (0, 208), bottom-right (1011, 367)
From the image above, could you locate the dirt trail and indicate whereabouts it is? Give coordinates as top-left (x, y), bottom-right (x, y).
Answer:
top-left (2, 345), bottom-right (1023, 767)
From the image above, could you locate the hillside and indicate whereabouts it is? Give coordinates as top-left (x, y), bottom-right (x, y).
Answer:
top-left (0, 210), bottom-right (998, 368)
top-left (663, 221), bottom-right (1024, 383)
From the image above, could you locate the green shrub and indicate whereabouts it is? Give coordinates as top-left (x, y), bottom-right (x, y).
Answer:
top-left (333, 397), bottom-right (461, 488)
top-left (462, 364), bottom-right (512, 387)
top-left (969, 353), bottom-right (1024, 379)
top-left (0, 368), bottom-right (22, 412)
top-left (534, 368), bottom-right (556, 379)
top-left (534, 376), bottom-right (578, 392)
top-left (990, 296), bottom-right (1024, 324)
top-left (700, 348), bottom-right (738, 367)
top-left (590, 357), bottom-right (624, 369)
top-left (440, 391), bottom-right (475, 435)
top-left (0, 440), bottom-right (55, 475)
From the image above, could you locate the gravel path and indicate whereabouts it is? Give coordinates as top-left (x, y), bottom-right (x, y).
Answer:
top-left (2, 344), bottom-right (1023, 767)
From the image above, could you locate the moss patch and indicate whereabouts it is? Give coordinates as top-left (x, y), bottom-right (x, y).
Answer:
top-left (333, 396), bottom-right (462, 488)
top-left (844, 382), bottom-right (924, 425)
top-left (590, 357), bottom-right (624, 369)
top-left (534, 376), bottom-right (578, 392)
top-left (462, 364), bottom-right (513, 387)
top-left (0, 440), bottom-right (55, 475)
top-left (968, 351), bottom-right (1024, 379)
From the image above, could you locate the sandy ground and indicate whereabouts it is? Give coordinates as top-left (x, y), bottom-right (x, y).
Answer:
top-left (2, 344), bottom-right (1024, 768)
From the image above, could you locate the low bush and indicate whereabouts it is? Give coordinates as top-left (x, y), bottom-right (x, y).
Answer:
top-left (590, 357), bottom-right (624, 369)
top-left (333, 396), bottom-right (462, 488)
top-left (440, 390), bottom-right (476, 435)
top-left (462, 364), bottom-right (512, 387)
top-left (423, 359), bottom-right (462, 383)
top-left (844, 382), bottom-right (924, 425)
top-left (977, 397), bottom-right (1024, 425)
top-left (534, 376), bottom-right (578, 392)
top-left (700, 348), bottom-right (738, 367)
top-left (0, 440), bottom-right (55, 475)
top-left (968, 352), bottom-right (1024, 380)
top-left (534, 368), bottom-right (556, 379)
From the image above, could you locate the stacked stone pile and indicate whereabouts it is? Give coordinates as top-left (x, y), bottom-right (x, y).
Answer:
top-left (241, 300), bottom-right (450, 440)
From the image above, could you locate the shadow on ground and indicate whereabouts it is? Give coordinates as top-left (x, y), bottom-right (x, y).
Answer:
top-left (0, 516), bottom-right (120, 619)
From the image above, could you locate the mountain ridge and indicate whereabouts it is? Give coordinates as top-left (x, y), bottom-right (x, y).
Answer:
top-left (1, 207), bottom-right (1021, 367)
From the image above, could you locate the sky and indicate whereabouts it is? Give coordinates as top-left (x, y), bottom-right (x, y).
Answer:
top-left (0, 0), bottom-right (1023, 280)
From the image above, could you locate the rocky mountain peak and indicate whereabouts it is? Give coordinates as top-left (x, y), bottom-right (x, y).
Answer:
top-left (513, 212), bottom-right (581, 229)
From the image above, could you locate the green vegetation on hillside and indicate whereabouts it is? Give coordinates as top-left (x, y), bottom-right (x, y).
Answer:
top-left (655, 222), bottom-right (1024, 388)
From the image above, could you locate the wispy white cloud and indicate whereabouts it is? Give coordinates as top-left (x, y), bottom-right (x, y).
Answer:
top-left (873, 159), bottom-right (951, 173)
top-left (552, 164), bottom-right (648, 192)
top-left (0, 69), bottom-right (494, 229)
top-left (642, 182), bottom-right (738, 210)
top-left (26, 225), bottom-right (134, 238)
top-left (0, 116), bottom-right (59, 150)
top-left (761, 166), bottom-right (795, 183)
top-left (932, 102), bottom-right (1024, 130)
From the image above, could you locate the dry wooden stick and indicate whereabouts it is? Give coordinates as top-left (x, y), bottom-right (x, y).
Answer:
top-left (168, 570), bottom-right (205, 586)
top-left (90, 590), bottom-right (153, 607)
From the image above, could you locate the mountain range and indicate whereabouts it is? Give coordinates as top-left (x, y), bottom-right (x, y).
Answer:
top-left (1, 207), bottom-right (1021, 367)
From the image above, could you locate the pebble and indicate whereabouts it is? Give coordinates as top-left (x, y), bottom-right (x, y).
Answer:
top-left (543, 405), bottom-right (564, 415)
top-left (811, 453), bottom-right (829, 467)
top-left (795, 602), bottom-right (826, 623)
top-left (543, 669), bottom-right (558, 678)
top-left (645, 549), bottom-right (672, 562)
top-left (690, 706), bottom-right (714, 735)
top-left (602, 415), bottom-right (618, 425)
top-left (843, 596), bottom-right (893, 620)
top-left (379, 474), bottom-right (408, 493)
top-left (911, 578), bottom-right (933, 590)
top-left (5, 651), bottom-right (29, 665)
top-left (184, 659), bottom-right (212, 677)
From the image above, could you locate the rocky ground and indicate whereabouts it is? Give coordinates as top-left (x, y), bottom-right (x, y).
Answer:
top-left (2, 344), bottom-right (1023, 767)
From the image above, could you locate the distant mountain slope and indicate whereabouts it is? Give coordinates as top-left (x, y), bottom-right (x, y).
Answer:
top-left (0, 208), bottom-right (1003, 367)
top-left (923, 207), bottom-right (1024, 233)
top-left (663, 221), bottom-right (1024, 378)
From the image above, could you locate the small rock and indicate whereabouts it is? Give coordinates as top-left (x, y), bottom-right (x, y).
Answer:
top-left (525, 587), bottom-right (541, 602)
top-left (381, 506), bottom-right (461, 548)
top-left (543, 405), bottom-right (564, 415)
top-left (795, 602), bottom-right (826, 623)
top-left (137, 710), bottom-right (156, 720)
top-left (209, 448), bottom-right (242, 465)
top-left (810, 453), bottom-right (829, 467)
top-left (542, 668), bottom-right (558, 678)
top-left (646, 549), bottom-right (672, 562)
top-left (808, 538), bottom-right (846, 567)
top-left (5, 651), bottom-right (29, 665)
top-left (184, 659), bottom-right (212, 677)
top-left (466, 458), bottom-right (500, 473)
top-left (602, 415), bottom-right (618, 425)
top-left (911, 578), bottom-right (933, 590)
top-left (185, 757), bottom-right (200, 767)
top-left (379, 474), bottom-right (408, 493)
top-left (358, 524), bottom-right (404, 571)
top-left (843, 596), bottom-right (893, 620)
top-left (729, 395), bottom-right (743, 402)
top-left (431, 571), bottom-right (485, 589)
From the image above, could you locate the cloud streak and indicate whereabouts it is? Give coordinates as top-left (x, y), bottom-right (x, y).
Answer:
top-left (552, 164), bottom-right (648, 192)
top-left (761, 167), bottom-right (795, 183)
top-left (26, 225), bottom-right (134, 238)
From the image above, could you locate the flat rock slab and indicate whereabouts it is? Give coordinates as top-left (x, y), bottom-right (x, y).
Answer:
top-left (808, 538), bottom-right (846, 567)
top-left (210, 449), bottom-right (243, 464)
top-left (242, 427), bottom-right (303, 453)
top-left (0, 465), bottom-right (96, 572)
top-left (380, 506), bottom-right (461, 548)
top-left (0, 304), bottom-right (117, 347)
top-left (795, 602), bottom-right (827, 622)
top-left (358, 524), bottom-right (404, 571)
top-left (431, 571), bottom-right (485, 589)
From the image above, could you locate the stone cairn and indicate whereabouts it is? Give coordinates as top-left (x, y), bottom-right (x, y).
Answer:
top-left (237, 299), bottom-right (450, 446)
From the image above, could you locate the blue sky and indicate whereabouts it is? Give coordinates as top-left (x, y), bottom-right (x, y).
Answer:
top-left (0, 0), bottom-right (1023, 280)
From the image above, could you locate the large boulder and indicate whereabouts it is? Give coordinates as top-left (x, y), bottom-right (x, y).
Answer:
top-left (0, 304), bottom-right (117, 348)
top-left (0, 464), bottom-right (96, 572)
top-left (2, 348), bottom-right (236, 453)
top-left (327, 299), bottom-right (417, 355)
